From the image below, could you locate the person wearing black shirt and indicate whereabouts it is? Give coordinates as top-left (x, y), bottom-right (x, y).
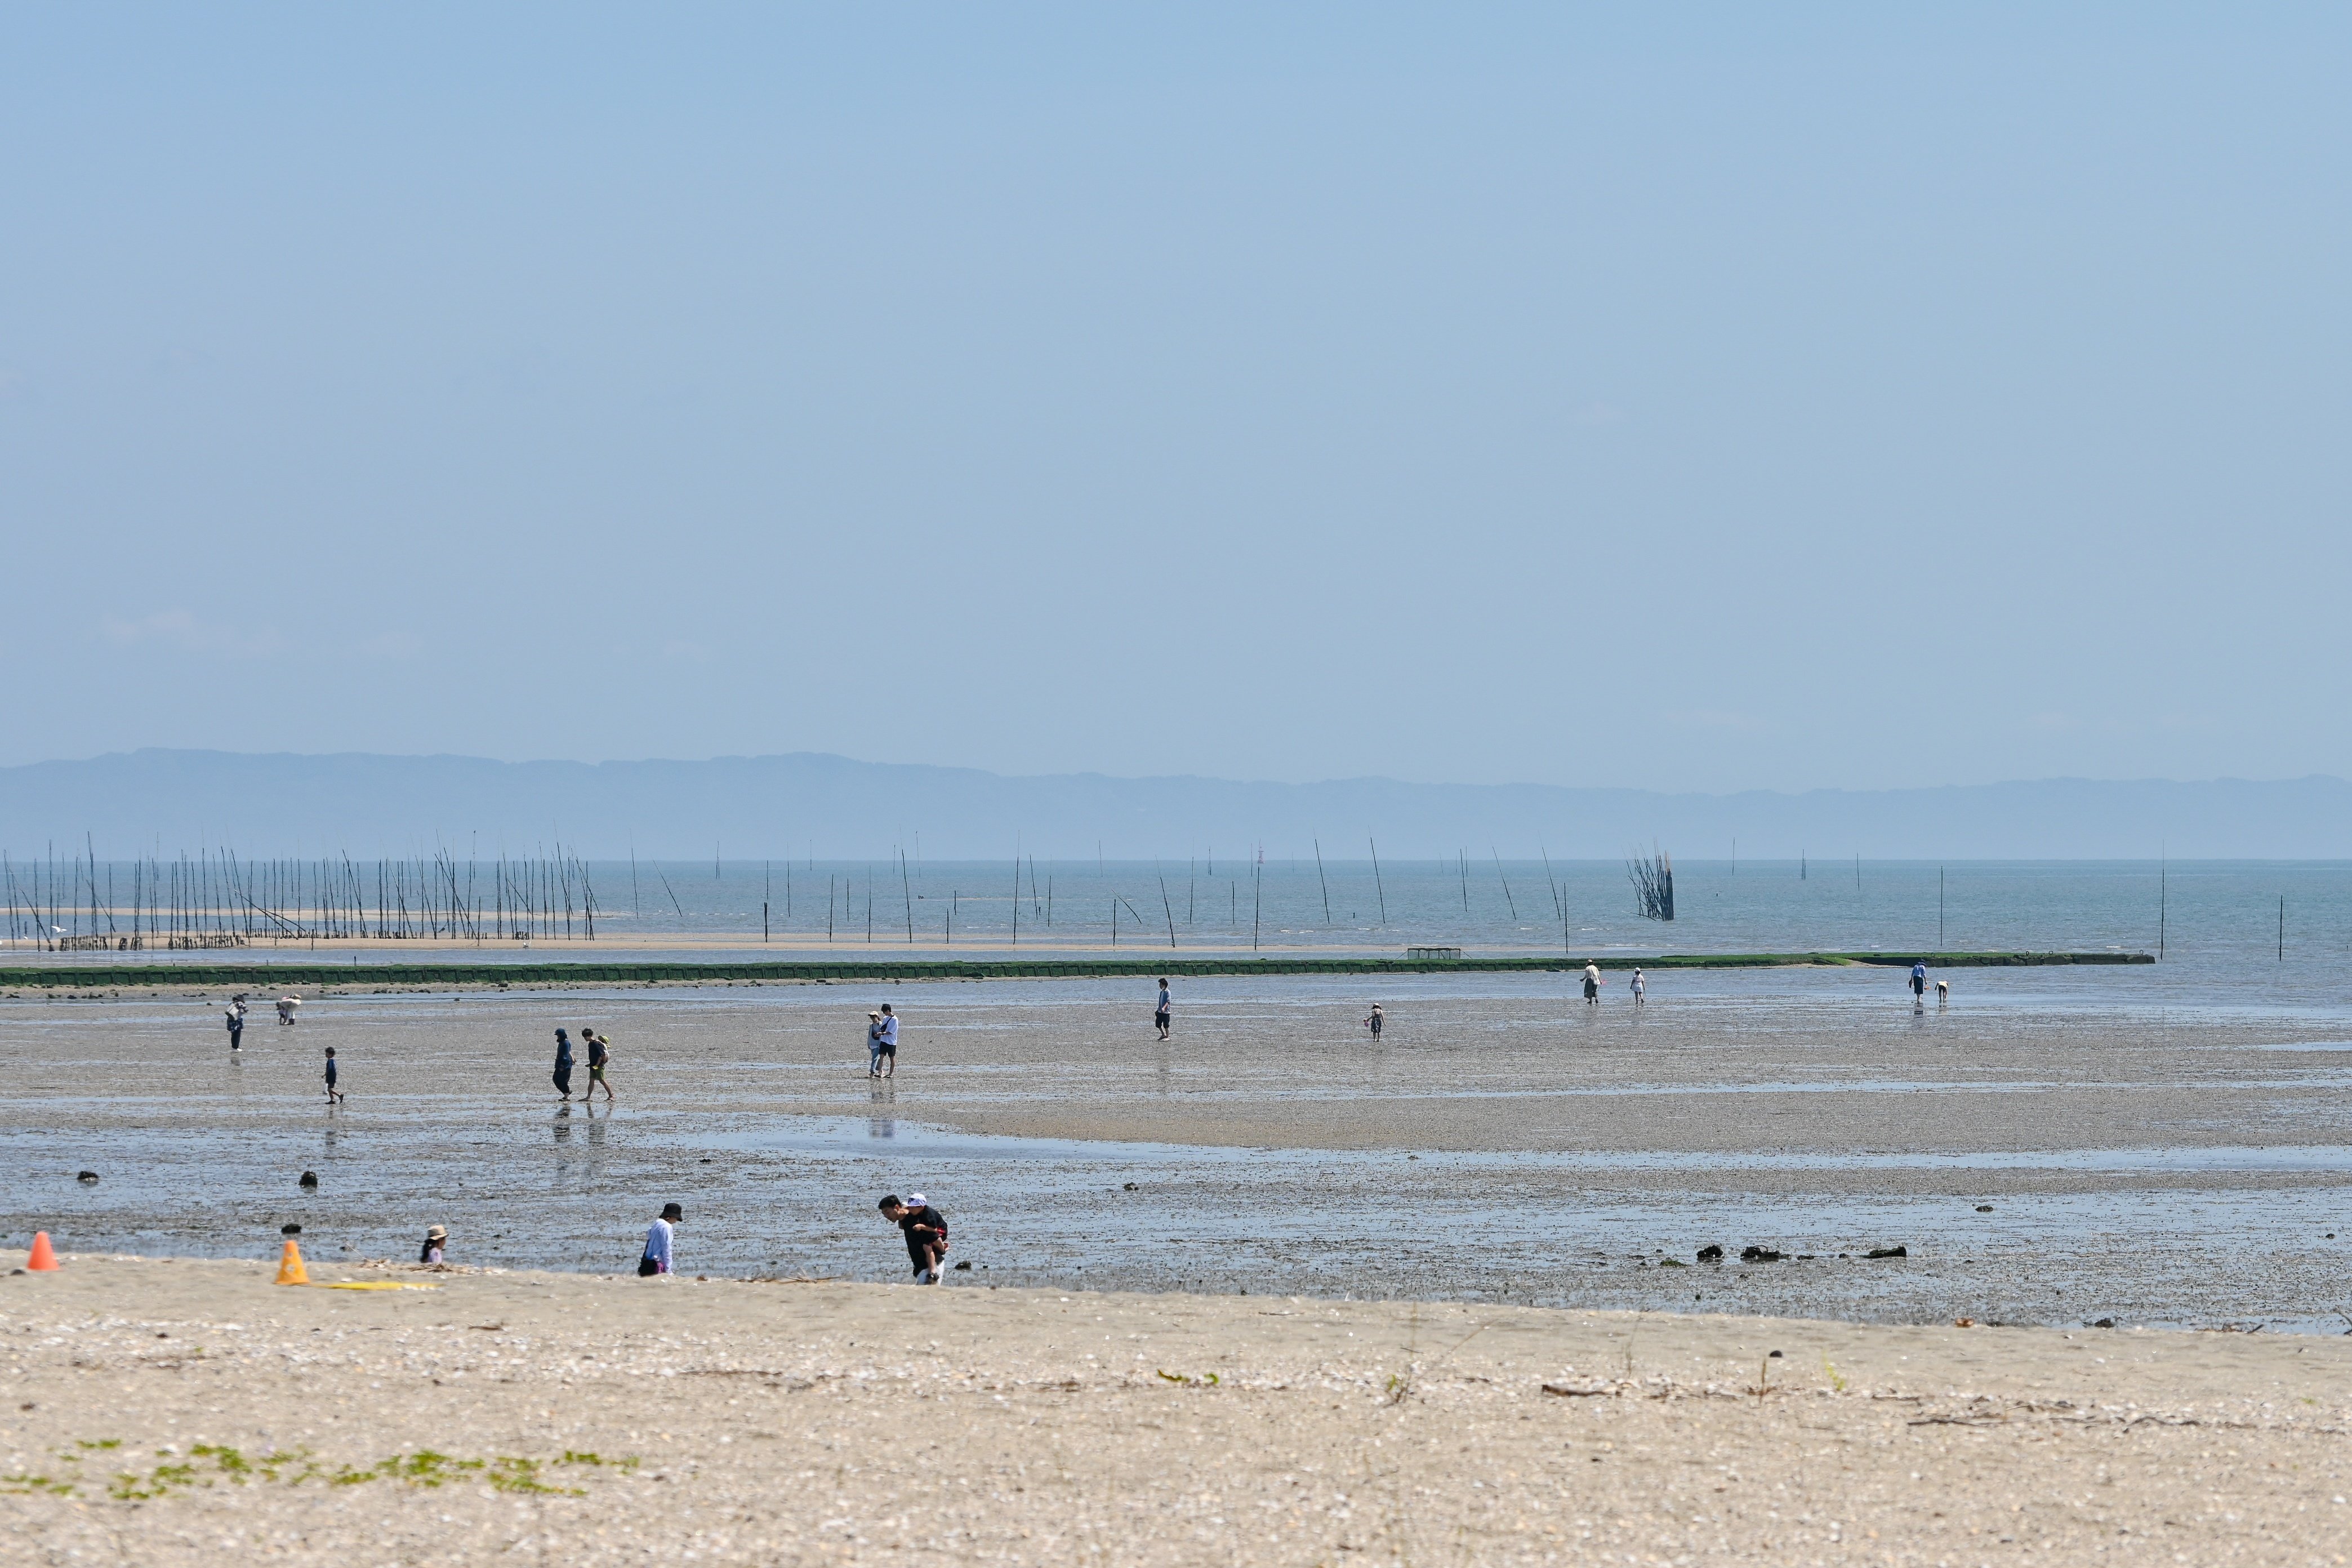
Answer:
top-left (879, 1193), bottom-right (947, 1283)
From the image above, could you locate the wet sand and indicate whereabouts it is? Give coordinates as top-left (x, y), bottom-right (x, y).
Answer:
top-left (3, 967), bottom-right (2349, 1330)
top-left (5, 1255), bottom-right (2349, 1565)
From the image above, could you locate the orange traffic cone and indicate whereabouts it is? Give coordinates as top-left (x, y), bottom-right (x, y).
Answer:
top-left (24, 1232), bottom-right (57, 1271)
top-left (274, 1238), bottom-right (310, 1286)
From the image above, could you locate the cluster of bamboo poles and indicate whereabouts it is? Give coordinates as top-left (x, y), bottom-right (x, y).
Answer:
top-left (0, 841), bottom-right (599, 950)
top-left (4, 837), bottom-right (1656, 954)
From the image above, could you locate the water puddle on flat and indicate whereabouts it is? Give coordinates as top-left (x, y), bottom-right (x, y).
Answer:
top-left (684, 1116), bottom-right (2352, 1177)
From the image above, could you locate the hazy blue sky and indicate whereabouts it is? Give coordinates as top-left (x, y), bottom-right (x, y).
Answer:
top-left (3, 6), bottom-right (2345, 791)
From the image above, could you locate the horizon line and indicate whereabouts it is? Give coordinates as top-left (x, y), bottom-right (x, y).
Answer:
top-left (4, 746), bottom-right (2345, 800)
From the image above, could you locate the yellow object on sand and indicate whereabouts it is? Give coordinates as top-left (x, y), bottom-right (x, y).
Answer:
top-left (322, 1281), bottom-right (440, 1291)
top-left (274, 1239), bottom-right (310, 1285)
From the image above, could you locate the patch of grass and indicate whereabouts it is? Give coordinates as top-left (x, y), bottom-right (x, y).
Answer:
top-left (96, 1445), bottom-right (629, 1502)
top-left (111, 1462), bottom-right (198, 1501)
top-left (0, 1473), bottom-right (76, 1496)
top-left (559, 1451), bottom-right (639, 1471)
top-left (1155, 1369), bottom-right (1219, 1387)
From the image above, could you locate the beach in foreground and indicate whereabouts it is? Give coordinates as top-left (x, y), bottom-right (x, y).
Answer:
top-left (4, 1254), bottom-right (2348, 1565)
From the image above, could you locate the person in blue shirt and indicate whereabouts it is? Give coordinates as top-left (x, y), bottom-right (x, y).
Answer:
top-left (1910, 960), bottom-right (1929, 1007)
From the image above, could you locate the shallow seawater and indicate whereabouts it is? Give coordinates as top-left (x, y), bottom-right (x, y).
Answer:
top-left (3, 964), bottom-right (2350, 1332)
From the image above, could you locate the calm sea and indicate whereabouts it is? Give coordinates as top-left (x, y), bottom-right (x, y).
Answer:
top-left (16, 857), bottom-right (2337, 995)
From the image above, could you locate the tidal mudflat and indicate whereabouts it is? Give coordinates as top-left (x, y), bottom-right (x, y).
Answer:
top-left (4, 965), bottom-right (2347, 1331)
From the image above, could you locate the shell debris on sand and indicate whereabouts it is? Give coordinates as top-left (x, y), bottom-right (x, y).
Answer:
top-left (2, 1254), bottom-right (2349, 1567)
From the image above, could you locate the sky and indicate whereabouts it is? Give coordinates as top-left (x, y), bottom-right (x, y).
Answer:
top-left (3, 6), bottom-right (2346, 793)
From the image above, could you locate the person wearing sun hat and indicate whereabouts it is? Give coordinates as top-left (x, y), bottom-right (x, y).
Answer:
top-left (418, 1224), bottom-right (448, 1266)
top-left (639, 1202), bottom-right (683, 1277)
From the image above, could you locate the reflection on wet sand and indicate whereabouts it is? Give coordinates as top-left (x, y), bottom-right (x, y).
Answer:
top-left (4, 964), bottom-right (2350, 1330)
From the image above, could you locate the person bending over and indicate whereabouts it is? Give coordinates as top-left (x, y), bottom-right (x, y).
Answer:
top-left (639, 1202), bottom-right (682, 1276)
top-left (879, 1193), bottom-right (947, 1283)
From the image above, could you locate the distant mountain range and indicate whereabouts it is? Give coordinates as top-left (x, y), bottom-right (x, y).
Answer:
top-left (0, 750), bottom-right (2344, 861)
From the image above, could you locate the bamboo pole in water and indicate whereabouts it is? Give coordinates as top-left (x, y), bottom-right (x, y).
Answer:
top-left (899, 850), bottom-right (914, 945)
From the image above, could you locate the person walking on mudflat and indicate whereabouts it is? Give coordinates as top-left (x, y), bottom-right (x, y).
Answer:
top-left (1154, 978), bottom-right (1171, 1040)
top-left (225, 1000), bottom-right (244, 1054)
top-left (874, 1004), bottom-right (898, 1078)
top-left (322, 1046), bottom-right (345, 1104)
top-left (1363, 1003), bottom-right (1384, 1039)
top-left (1583, 961), bottom-right (1602, 1005)
top-left (1910, 960), bottom-right (1929, 1009)
top-left (1631, 968), bottom-right (1646, 1006)
top-left (583, 1028), bottom-right (613, 1102)
top-left (553, 1028), bottom-right (575, 1100)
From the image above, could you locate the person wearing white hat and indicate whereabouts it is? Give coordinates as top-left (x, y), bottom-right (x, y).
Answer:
top-left (879, 1193), bottom-right (946, 1282)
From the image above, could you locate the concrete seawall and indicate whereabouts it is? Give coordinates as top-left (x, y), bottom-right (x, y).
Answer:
top-left (0, 950), bottom-right (2153, 989)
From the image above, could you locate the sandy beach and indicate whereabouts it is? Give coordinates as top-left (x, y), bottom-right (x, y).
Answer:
top-left (5, 1253), bottom-right (2349, 1565)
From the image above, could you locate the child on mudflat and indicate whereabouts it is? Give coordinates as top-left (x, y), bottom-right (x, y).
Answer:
top-left (323, 1046), bottom-right (345, 1104)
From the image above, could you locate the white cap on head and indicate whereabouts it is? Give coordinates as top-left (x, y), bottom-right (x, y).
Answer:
top-left (908, 1193), bottom-right (926, 1206)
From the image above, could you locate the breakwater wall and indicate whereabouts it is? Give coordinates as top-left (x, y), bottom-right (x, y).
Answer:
top-left (0, 951), bottom-right (2153, 990)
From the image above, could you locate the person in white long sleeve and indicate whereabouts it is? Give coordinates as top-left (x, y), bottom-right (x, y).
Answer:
top-left (639, 1202), bottom-right (682, 1277)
